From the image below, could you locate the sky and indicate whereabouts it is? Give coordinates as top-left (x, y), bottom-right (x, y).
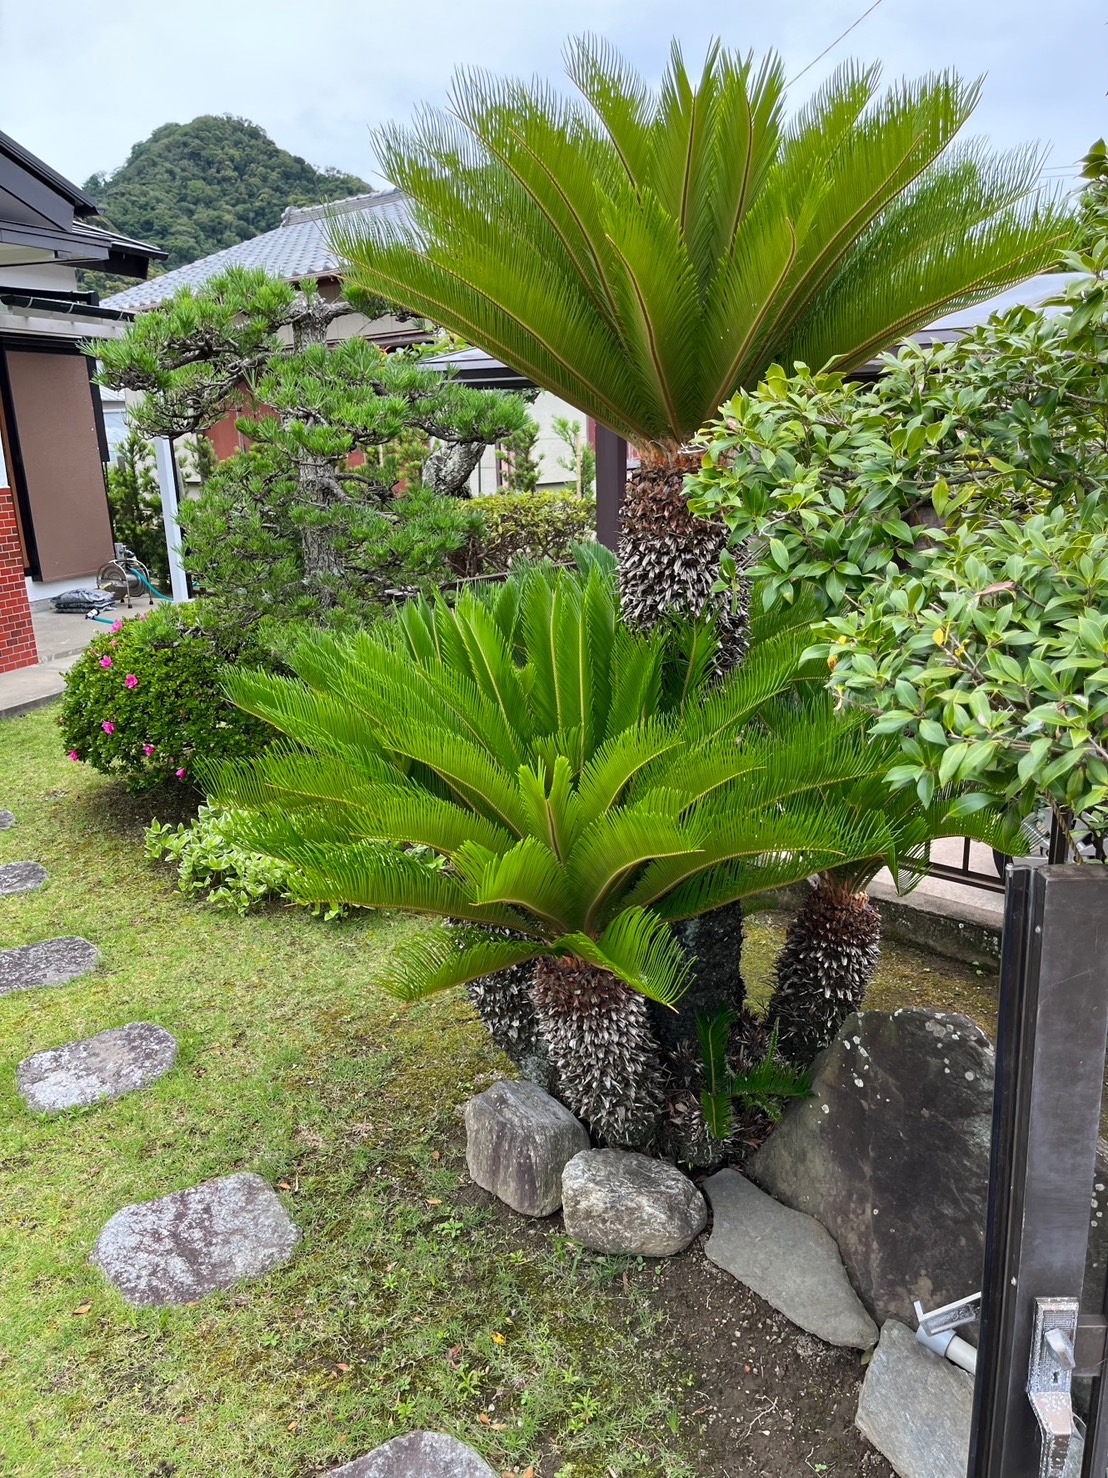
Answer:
top-left (1, 0), bottom-right (1104, 199)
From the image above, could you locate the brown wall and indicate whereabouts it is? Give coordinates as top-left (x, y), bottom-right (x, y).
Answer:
top-left (3, 348), bottom-right (114, 580)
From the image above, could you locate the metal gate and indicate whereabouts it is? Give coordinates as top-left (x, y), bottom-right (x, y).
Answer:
top-left (970, 860), bottom-right (1108, 1476)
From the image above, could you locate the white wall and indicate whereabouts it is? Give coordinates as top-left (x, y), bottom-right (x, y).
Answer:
top-left (469, 390), bottom-right (585, 495)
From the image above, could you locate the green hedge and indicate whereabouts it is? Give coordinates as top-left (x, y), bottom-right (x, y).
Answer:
top-left (473, 489), bottom-right (595, 571)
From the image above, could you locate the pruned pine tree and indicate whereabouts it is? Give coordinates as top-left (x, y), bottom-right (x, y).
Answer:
top-left (204, 556), bottom-right (962, 1154)
top-left (87, 267), bottom-right (530, 620)
top-left (332, 37), bottom-right (1069, 647)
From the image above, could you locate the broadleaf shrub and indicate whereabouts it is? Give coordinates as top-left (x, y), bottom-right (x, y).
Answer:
top-left (145, 806), bottom-right (305, 914)
top-left (60, 602), bottom-right (276, 791)
top-left (473, 489), bottom-right (595, 570)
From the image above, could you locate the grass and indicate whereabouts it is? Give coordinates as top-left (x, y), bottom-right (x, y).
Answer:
top-left (0, 708), bottom-right (696, 1478)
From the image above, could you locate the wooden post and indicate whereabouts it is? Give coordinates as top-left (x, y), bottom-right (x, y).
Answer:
top-left (594, 423), bottom-right (626, 553)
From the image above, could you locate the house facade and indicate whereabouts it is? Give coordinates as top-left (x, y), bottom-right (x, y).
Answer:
top-left (0, 129), bottom-right (163, 673)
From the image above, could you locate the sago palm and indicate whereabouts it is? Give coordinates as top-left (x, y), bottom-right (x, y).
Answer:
top-left (208, 558), bottom-right (931, 1149)
top-left (333, 37), bottom-right (1069, 635)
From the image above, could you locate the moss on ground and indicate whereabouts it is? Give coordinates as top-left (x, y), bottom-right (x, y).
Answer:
top-left (0, 709), bottom-right (695, 1478)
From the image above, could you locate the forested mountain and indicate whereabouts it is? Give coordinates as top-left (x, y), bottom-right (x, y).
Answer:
top-left (84, 115), bottom-right (371, 283)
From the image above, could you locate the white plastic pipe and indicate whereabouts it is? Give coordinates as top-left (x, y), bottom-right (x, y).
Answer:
top-left (153, 436), bottom-right (189, 603)
top-left (915, 1322), bottom-right (978, 1376)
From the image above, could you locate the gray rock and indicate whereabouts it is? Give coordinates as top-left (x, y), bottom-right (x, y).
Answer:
top-left (91, 1172), bottom-right (299, 1306)
top-left (703, 1169), bottom-right (878, 1349)
top-left (0, 810), bottom-right (14, 830)
top-left (855, 1319), bottom-right (975, 1478)
top-left (465, 1079), bottom-right (588, 1216)
top-left (0, 936), bottom-right (99, 996)
top-left (561, 1149), bottom-right (707, 1256)
top-left (750, 1008), bottom-right (993, 1327)
top-left (0, 861), bottom-right (47, 895)
top-left (326, 1430), bottom-right (497, 1477)
top-left (17, 1023), bottom-right (178, 1113)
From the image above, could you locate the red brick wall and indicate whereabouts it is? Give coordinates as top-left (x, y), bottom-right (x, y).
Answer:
top-left (0, 485), bottom-right (38, 674)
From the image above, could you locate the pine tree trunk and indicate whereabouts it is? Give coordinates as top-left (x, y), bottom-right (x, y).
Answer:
top-left (531, 956), bottom-right (663, 1148)
top-left (767, 874), bottom-right (882, 1067)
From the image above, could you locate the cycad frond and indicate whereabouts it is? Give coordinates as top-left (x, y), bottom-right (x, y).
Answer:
top-left (556, 907), bottom-right (692, 1007)
top-left (377, 927), bottom-right (544, 1003)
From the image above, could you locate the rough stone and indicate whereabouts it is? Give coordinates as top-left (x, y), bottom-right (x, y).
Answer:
top-left (561, 1149), bottom-right (707, 1256)
top-left (703, 1169), bottom-right (878, 1349)
top-left (465, 1079), bottom-right (588, 1217)
top-left (0, 810), bottom-right (14, 830)
top-left (855, 1319), bottom-right (976, 1478)
top-left (0, 936), bottom-right (99, 996)
top-left (326, 1430), bottom-right (497, 1477)
top-left (750, 1008), bottom-right (993, 1327)
top-left (91, 1172), bottom-right (299, 1306)
top-left (0, 860), bottom-right (47, 895)
top-left (17, 1023), bottom-right (178, 1113)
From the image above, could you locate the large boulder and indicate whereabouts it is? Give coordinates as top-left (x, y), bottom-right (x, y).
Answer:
top-left (703, 1169), bottom-right (877, 1349)
top-left (327, 1430), bottom-right (496, 1477)
top-left (750, 1008), bottom-right (993, 1327)
top-left (465, 1079), bottom-right (588, 1217)
top-left (561, 1149), bottom-right (707, 1256)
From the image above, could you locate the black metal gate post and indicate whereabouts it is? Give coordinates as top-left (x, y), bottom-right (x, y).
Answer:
top-left (969, 861), bottom-right (1108, 1477)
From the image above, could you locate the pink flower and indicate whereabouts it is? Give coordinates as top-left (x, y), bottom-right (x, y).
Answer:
top-left (124, 674), bottom-right (138, 689)
top-left (110, 620), bottom-right (123, 633)
top-left (142, 743), bottom-right (155, 756)
top-left (67, 749), bottom-right (80, 762)
top-left (101, 720), bottom-right (115, 734)
top-left (175, 767), bottom-right (187, 779)
top-left (99, 655), bottom-right (112, 668)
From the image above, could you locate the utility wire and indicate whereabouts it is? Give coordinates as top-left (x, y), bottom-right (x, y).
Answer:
top-left (788, 0), bottom-right (888, 86)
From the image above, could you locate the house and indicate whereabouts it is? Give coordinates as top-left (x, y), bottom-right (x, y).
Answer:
top-left (102, 194), bottom-right (589, 492)
top-left (0, 129), bottom-right (163, 674)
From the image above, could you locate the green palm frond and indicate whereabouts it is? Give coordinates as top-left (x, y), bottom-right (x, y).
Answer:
top-left (556, 907), bottom-right (692, 1007)
top-left (377, 927), bottom-right (544, 1003)
top-left (333, 37), bottom-right (1068, 456)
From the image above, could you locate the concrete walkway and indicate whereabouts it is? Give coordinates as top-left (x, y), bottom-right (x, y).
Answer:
top-left (1, 605), bottom-right (119, 719)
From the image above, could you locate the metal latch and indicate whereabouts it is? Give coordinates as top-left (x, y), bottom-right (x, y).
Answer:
top-left (1028, 1297), bottom-right (1079, 1478)
top-left (916, 1289), bottom-right (981, 1339)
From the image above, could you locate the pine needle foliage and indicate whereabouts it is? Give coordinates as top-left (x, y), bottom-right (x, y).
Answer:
top-left (206, 555), bottom-right (947, 1013)
top-left (332, 37), bottom-right (1069, 463)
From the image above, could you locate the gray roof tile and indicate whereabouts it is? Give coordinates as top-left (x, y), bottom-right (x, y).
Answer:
top-left (103, 190), bottom-right (410, 312)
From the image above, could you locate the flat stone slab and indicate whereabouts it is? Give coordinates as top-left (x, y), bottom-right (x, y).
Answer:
top-left (855, 1320), bottom-right (975, 1478)
top-left (465, 1078), bottom-right (588, 1216)
top-left (17, 1022), bottom-right (178, 1113)
top-left (0, 810), bottom-right (14, 830)
top-left (91, 1172), bottom-right (299, 1306)
top-left (0, 861), bottom-right (47, 896)
top-left (562, 1149), bottom-right (707, 1256)
top-left (704, 1169), bottom-right (878, 1349)
top-left (327, 1430), bottom-right (497, 1476)
top-left (0, 936), bottom-right (99, 995)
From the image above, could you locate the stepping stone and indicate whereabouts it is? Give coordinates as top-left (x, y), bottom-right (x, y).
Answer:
top-left (91, 1172), bottom-right (299, 1306)
top-left (0, 861), bottom-right (47, 896)
top-left (0, 937), bottom-right (99, 996)
top-left (327, 1430), bottom-right (497, 1476)
top-left (0, 810), bottom-right (14, 830)
top-left (704, 1169), bottom-right (878, 1350)
top-left (17, 1023), bottom-right (178, 1113)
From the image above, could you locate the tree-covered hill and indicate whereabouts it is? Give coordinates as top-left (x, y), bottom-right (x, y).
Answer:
top-left (84, 115), bottom-right (371, 279)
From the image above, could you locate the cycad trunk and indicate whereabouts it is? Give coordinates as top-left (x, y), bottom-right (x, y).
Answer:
top-left (617, 455), bottom-right (748, 667)
top-left (531, 955), bottom-right (663, 1149)
top-left (767, 873), bottom-right (882, 1067)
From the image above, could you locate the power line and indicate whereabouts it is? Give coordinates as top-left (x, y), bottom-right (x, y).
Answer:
top-left (788, 0), bottom-right (888, 87)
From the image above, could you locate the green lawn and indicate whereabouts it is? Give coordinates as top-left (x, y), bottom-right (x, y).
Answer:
top-left (0, 708), bottom-right (694, 1478)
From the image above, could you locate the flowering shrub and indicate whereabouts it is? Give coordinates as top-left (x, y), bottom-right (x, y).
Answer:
top-left (60, 602), bottom-right (276, 791)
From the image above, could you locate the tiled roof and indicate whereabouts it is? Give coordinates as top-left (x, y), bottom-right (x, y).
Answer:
top-left (102, 189), bottom-right (411, 312)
